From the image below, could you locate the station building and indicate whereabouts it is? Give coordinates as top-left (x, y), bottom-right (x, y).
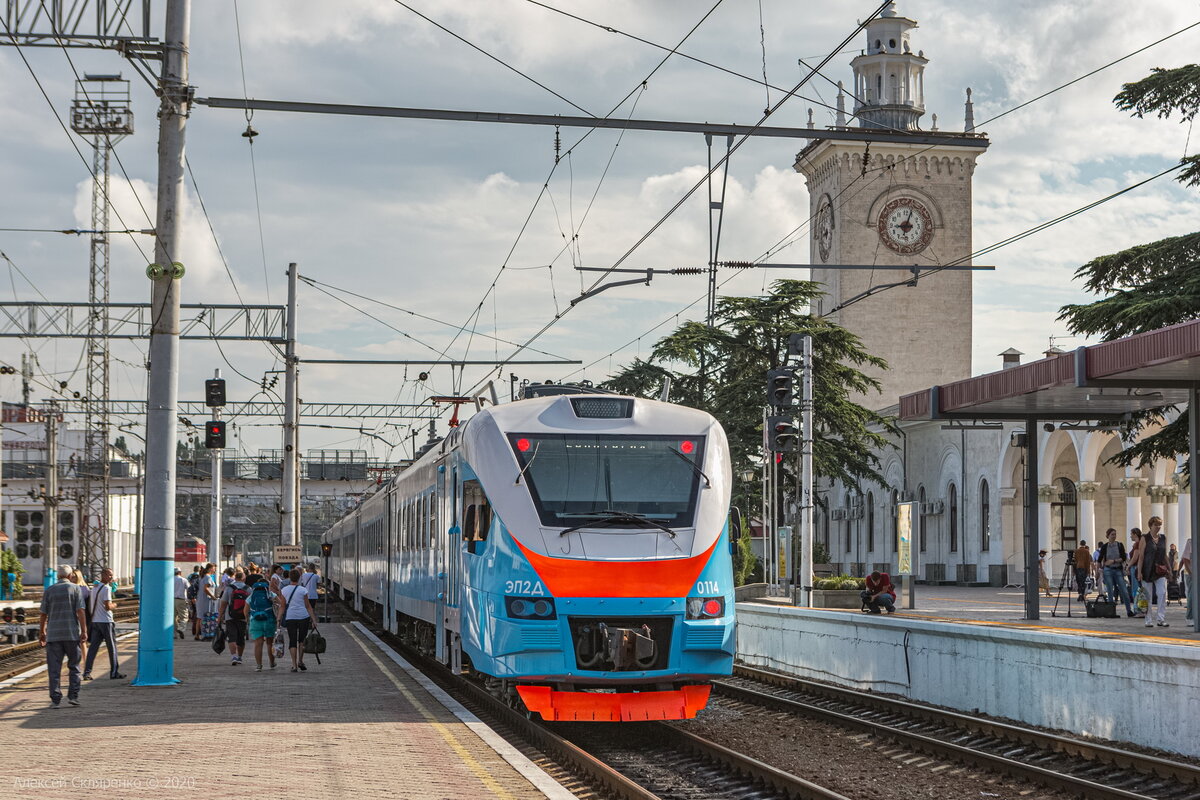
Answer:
top-left (795, 3), bottom-right (1185, 584)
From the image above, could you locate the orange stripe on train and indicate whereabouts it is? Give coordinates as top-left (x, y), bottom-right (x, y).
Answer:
top-left (513, 538), bottom-right (718, 598)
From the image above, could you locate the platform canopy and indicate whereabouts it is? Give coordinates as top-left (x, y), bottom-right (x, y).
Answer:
top-left (900, 319), bottom-right (1200, 422)
top-left (897, 318), bottom-right (1200, 628)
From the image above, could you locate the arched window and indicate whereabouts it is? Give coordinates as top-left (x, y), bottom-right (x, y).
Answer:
top-left (1052, 477), bottom-right (1078, 549)
top-left (866, 491), bottom-right (875, 552)
top-left (889, 74), bottom-right (899, 103)
top-left (891, 489), bottom-right (899, 553)
top-left (948, 483), bottom-right (958, 553)
top-left (979, 478), bottom-right (991, 552)
top-left (876, 75), bottom-right (883, 101)
top-left (918, 485), bottom-right (927, 552)
top-left (845, 494), bottom-right (853, 553)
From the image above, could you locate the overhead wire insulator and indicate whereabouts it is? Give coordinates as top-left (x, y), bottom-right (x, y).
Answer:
top-left (719, 261), bottom-right (756, 269)
top-left (671, 267), bottom-right (704, 275)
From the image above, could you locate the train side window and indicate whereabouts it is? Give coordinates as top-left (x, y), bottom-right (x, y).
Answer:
top-left (427, 490), bottom-right (437, 548)
top-left (462, 479), bottom-right (491, 555)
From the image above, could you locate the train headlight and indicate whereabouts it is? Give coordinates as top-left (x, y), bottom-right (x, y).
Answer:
top-left (686, 596), bottom-right (725, 619)
top-left (506, 596), bottom-right (556, 620)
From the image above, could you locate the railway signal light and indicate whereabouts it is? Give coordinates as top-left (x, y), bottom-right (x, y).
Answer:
top-left (767, 415), bottom-right (799, 452)
top-left (204, 378), bottom-right (227, 407)
top-left (767, 369), bottom-right (796, 408)
top-left (204, 420), bottom-right (227, 449)
top-left (320, 542), bottom-right (332, 557)
top-left (1, 607), bottom-right (12, 623)
top-left (14, 607), bottom-right (25, 624)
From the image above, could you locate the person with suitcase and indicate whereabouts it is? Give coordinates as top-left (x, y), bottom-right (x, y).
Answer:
top-left (1099, 528), bottom-right (1134, 617)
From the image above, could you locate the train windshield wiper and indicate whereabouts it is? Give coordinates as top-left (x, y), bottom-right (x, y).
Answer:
top-left (514, 442), bottom-right (540, 486)
top-left (558, 510), bottom-right (676, 538)
top-left (669, 447), bottom-right (711, 488)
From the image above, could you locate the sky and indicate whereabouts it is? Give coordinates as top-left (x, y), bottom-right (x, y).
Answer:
top-left (1, 0), bottom-right (1198, 461)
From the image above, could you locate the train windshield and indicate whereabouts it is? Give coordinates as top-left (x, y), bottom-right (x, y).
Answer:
top-left (509, 434), bottom-right (706, 528)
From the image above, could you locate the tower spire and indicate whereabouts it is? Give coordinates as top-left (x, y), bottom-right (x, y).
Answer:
top-left (849, 3), bottom-right (927, 130)
top-left (964, 87), bottom-right (975, 133)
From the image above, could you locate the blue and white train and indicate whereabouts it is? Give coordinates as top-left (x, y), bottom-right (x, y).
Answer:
top-left (324, 385), bottom-right (737, 721)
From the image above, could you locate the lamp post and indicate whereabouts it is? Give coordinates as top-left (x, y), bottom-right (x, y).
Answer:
top-left (221, 542), bottom-right (235, 572)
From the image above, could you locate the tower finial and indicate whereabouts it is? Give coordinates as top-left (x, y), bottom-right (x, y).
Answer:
top-left (964, 87), bottom-right (975, 133)
top-left (807, 108), bottom-right (815, 129)
top-left (835, 81), bottom-right (846, 127)
top-left (931, 113), bottom-right (938, 131)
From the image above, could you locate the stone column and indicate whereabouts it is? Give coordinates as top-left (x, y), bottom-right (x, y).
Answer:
top-left (1076, 481), bottom-right (1101, 548)
top-left (1149, 484), bottom-right (1169, 527)
top-left (1164, 484), bottom-right (1180, 551)
top-left (1176, 475), bottom-right (1191, 554)
top-left (1038, 483), bottom-right (1057, 574)
top-left (1121, 477), bottom-right (1147, 541)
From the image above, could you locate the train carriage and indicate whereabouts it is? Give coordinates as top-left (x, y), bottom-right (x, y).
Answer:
top-left (324, 386), bottom-right (737, 721)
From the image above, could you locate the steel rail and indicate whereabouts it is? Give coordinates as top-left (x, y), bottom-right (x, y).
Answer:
top-left (722, 665), bottom-right (1199, 800)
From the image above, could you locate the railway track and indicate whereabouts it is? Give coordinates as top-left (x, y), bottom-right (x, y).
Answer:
top-left (364, 621), bottom-right (850, 800)
top-left (0, 603), bottom-right (140, 684)
top-left (718, 665), bottom-right (1200, 800)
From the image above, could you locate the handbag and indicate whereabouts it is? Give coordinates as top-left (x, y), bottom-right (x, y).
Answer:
top-left (1155, 563), bottom-right (1169, 578)
top-left (211, 624), bottom-right (226, 654)
top-left (273, 627), bottom-right (285, 659)
top-left (304, 628), bottom-right (326, 664)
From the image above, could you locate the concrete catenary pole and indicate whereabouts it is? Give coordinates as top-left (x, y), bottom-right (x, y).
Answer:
top-left (133, 0), bottom-right (191, 687)
top-left (42, 402), bottom-right (58, 590)
top-left (209, 369), bottom-right (223, 570)
top-left (798, 335), bottom-right (814, 608)
top-left (281, 263), bottom-right (300, 546)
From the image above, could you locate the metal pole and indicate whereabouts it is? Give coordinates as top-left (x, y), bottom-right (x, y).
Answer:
top-left (133, 453), bottom-right (143, 595)
top-left (1189, 387), bottom-right (1199, 633)
top-left (42, 402), bottom-right (58, 590)
top-left (798, 335), bottom-right (814, 607)
top-left (281, 263), bottom-right (299, 546)
top-left (1023, 420), bottom-right (1040, 620)
top-left (209, 368), bottom-right (223, 572)
top-left (133, 0), bottom-right (190, 687)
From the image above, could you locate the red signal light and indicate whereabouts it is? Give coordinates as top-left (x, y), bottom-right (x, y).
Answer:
top-left (516, 438), bottom-right (531, 452)
top-left (702, 599), bottom-right (723, 617)
top-left (680, 440), bottom-right (695, 455)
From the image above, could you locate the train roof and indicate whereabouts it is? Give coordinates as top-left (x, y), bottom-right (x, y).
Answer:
top-left (468, 392), bottom-right (717, 435)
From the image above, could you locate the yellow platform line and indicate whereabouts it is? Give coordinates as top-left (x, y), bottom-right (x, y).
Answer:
top-left (346, 626), bottom-right (518, 800)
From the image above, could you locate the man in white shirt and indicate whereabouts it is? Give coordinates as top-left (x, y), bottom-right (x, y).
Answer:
top-left (303, 563), bottom-right (320, 605)
top-left (83, 567), bottom-right (125, 680)
top-left (172, 567), bottom-right (189, 640)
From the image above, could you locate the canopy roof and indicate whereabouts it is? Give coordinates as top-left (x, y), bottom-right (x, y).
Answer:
top-left (900, 319), bottom-right (1200, 421)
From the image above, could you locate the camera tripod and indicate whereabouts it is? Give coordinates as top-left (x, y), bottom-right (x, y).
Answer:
top-left (1051, 552), bottom-right (1083, 618)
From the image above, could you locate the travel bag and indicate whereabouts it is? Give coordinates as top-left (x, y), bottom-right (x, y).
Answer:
top-left (1085, 599), bottom-right (1118, 618)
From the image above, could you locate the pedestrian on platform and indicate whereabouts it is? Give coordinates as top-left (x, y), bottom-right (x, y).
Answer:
top-left (172, 567), bottom-right (189, 639)
top-left (220, 566), bottom-right (234, 592)
top-left (38, 565), bottom-right (88, 708)
top-left (187, 567), bottom-right (201, 637)
top-left (83, 567), bottom-right (125, 680)
top-left (68, 569), bottom-right (91, 662)
top-left (279, 568), bottom-right (319, 672)
top-left (860, 571), bottom-right (896, 613)
top-left (1099, 528), bottom-right (1134, 617)
top-left (1168, 543), bottom-right (1180, 581)
top-left (303, 562), bottom-right (320, 608)
top-left (218, 569), bottom-right (250, 665)
top-left (1138, 516), bottom-right (1170, 628)
top-left (1128, 529), bottom-right (1144, 613)
top-left (1073, 542), bottom-right (1092, 600)
top-left (268, 564), bottom-right (285, 594)
top-left (246, 575), bottom-right (280, 671)
top-left (1038, 550), bottom-right (1052, 597)
top-left (196, 563), bottom-right (219, 640)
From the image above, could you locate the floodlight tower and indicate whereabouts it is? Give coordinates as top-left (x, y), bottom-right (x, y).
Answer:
top-left (70, 74), bottom-right (134, 575)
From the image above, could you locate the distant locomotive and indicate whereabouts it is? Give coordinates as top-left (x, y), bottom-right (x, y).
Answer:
top-left (174, 537), bottom-right (207, 566)
top-left (324, 386), bottom-right (737, 721)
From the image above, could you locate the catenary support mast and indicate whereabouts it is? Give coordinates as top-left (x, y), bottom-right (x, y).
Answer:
top-left (133, 0), bottom-right (190, 687)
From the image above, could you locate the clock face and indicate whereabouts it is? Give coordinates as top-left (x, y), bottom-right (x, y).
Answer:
top-left (815, 197), bottom-right (834, 262)
top-left (877, 197), bottom-right (934, 254)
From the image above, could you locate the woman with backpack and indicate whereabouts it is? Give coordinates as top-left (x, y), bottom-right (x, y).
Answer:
top-left (245, 573), bottom-right (280, 671)
top-left (279, 568), bottom-right (319, 672)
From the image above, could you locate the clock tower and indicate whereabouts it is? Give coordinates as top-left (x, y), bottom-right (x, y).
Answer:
top-left (795, 2), bottom-right (987, 409)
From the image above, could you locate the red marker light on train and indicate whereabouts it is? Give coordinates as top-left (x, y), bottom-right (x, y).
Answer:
top-left (516, 438), bottom-right (531, 452)
top-left (702, 599), bottom-right (723, 617)
top-left (680, 440), bottom-right (695, 455)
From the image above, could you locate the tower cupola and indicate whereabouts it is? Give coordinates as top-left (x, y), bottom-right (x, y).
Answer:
top-left (850, 2), bottom-right (927, 130)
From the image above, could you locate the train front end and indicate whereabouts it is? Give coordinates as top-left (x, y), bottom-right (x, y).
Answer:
top-left (460, 393), bottom-right (735, 722)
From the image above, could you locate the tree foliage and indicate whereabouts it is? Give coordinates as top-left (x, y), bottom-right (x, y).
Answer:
top-left (1059, 65), bottom-right (1200, 467)
top-left (603, 279), bottom-right (895, 491)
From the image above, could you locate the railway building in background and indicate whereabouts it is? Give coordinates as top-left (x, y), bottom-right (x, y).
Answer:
top-left (795, 4), bottom-right (1184, 584)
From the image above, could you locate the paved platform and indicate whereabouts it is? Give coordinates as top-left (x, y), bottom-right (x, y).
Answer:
top-left (1, 623), bottom-right (574, 799)
top-left (755, 584), bottom-right (1198, 643)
